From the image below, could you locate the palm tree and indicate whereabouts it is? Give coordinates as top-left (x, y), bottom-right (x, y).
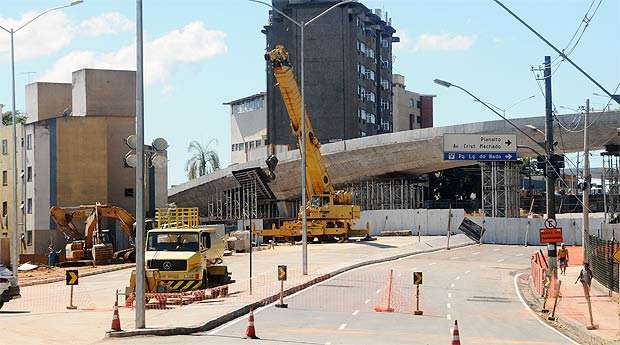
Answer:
top-left (185, 139), bottom-right (220, 180)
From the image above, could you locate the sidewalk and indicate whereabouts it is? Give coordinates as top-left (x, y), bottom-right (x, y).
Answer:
top-left (555, 265), bottom-right (619, 343)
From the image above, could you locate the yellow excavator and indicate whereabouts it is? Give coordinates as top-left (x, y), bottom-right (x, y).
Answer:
top-left (50, 203), bottom-right (137, 265)
top-left (260, 45), bottom-right (370, 242)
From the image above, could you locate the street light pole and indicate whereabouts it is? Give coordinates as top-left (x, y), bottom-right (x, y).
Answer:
top-left (135, 0), bottom-right (146, 329)
top-left (249, 0), bottom-right (353, 276)
top-left (0, 0), bottom-right (83, 278)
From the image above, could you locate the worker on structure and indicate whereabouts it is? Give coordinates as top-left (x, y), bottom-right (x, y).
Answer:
top-left (558, 243), bottom-right (569, 275)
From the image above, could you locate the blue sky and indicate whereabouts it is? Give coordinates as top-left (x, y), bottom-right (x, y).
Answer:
top-left (0, 0), bottom-right (618, 187)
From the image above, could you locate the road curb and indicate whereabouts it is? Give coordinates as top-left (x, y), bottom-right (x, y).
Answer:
top-left (519, 271), bottom-right (608, 345)
top-left (20, 264), bottom-right (135, 288)
top-left (106, 240), bottom-right (474, 338)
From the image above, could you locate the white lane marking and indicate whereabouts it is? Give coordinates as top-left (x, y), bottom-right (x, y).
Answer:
top-left (472, 251), bottom-right (480, 255)
top-left (210, 243), bottom-right (475, 335)
top-left (493, 248), bottom-right (500, 251)
top-left (338, 323), bottom-right (347, 330)
top-left (352, 309), bottom-right (359, 316)
top-left (451, 256), bottom-right (461, 260)
top-left (516, 253), bottom-right (524, 257)
top-left (325, 342), bottom-right (332, 345)
top-left (513, 273), bottom-right (579, 345)
top-left (455, 276), bottom-right (461, 281)
top-left (497, 258), bottom-right (505, 263)
top-left (446, 303), bottom-right (451, 309)
top-left (375, 289), bottom-right (381, 294)
top-left (364, 299), bottom-right (370, 304)
top-left (448, 293), bottom-right (452, 298)
top-left (465, 270), bottom-right (471, 274)
top-left (446, 314), bottom-right (452, 321)
top-left (450, 283), bottom-right (455, 288)
top-left (429, 262), bottom-right (437, 266)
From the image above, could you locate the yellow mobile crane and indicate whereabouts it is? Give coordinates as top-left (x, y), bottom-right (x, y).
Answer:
top-left (260, 45), bottom-right (370, 242)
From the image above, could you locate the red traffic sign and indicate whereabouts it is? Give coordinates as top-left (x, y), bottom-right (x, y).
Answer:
top-left (539, 227), bottom-right (563, 244)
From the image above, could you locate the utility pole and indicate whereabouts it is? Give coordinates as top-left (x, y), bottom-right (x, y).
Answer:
top-left (543, 55), bottom-right (557, 278)
top-left (582, 99), bottom-right (590, 264)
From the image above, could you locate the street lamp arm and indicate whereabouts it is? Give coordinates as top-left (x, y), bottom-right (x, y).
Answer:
top-left (449, 83), bottom-right (545, 152)
top-left (0, 25), bottom-right (10, 33)
top-left (248, 0), bottom-right (302, 27)
top-left (305, 0), bottom-right (354, 26)
top-left (505, 95), bottom-right (535, 112)
top-left (15, 2), bottom-right (81, 33)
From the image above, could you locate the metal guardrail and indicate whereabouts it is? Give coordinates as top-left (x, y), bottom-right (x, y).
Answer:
top-left (586, 234), bottom-right (619, 292)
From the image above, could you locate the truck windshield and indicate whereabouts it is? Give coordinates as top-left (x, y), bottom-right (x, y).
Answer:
top-left (147, 232), bottom-right (199, 252)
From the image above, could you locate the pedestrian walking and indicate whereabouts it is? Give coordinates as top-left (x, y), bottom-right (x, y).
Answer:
top-left (558, 243), bottom-right (569, 275)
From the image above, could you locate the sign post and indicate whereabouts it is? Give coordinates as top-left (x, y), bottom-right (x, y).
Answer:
top-left (539, 218), bottom-right (563, 244)
top-left (413, 272), bottom-right (423, 315)
top-left (443, 134), bottom-right (518, 161)
top-left (66, 270), bottom-right (78, 310)
top-left (275, 265), bottom-right (288, 308)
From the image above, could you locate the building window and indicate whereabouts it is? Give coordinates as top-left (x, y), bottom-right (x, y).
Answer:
top-left (410, 99), bottom-right (416, 108)
top-left (1, 139), bottom-right (7, 155)
top-left (381, 99), bottom-right (390, 110)
top-left (26, 167), bottom-right (32, 182)
top-left (232, 96), bottom-right (265, 114)
top-left (255, 139), bottom-right (262, 147)
top-left (381, 57), bottom-right (390, 69)
top-left (231, 144), bottom-right (235, 152)
top-left (125, 188), bottom-right (134, 197)
top-left (381, 79), bottom-right (390, 91)
top-left (26, 230), bottom-right (32, 246)
top-left (26, 134), bottom-right (32, 150)
top-left (2, 201), bottom-right (6, 217)
top-left (26, 198), bottom-right (32, 214)
top-left (417, 100), bottom-right (421, 109)
top-left (2, 171), bottom-right (6, 186)
top-left (360, 131), bottom-right (367, 137)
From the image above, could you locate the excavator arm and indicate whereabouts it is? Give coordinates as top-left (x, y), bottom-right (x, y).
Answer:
top-left (50, 204), bottom-right (136, 249)
top-left (265, 45), bottom-right (334, 199)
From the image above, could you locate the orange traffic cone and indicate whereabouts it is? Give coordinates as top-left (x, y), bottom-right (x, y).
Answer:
top-left (110, 300), bottom-right (122, 331)
top-left (451, 320), bottom-right (460, 345)
top-left (245, 308), bottom-right (259, 339)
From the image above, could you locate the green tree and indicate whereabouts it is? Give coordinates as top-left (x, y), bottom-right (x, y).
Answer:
top-left (185, 139), bottom-right (220, 180)
top-left (520, 157), bottom-right (542, 192)
top-left (1, 110), bottom-right (27, 125)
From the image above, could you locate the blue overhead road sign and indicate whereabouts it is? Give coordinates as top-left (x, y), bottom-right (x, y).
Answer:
top-left (443, 152), bottom-right (517, 161)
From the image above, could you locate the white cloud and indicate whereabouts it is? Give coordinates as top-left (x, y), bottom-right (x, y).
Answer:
top-left (414, 33), bottom-right (475, 52)
top-left (0, 11), bottom-right (73, 61)
top-left (78, 12), bottom-right (133, 37)
top-left (39, 21), bottom-right (227, 85)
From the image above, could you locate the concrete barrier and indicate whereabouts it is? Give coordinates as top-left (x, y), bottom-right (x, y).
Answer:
top-left (356, 209), bottom-right (465, 236)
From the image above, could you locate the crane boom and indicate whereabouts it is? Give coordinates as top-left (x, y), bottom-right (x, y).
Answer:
top-left (265, 45), bottom-right (334, 199)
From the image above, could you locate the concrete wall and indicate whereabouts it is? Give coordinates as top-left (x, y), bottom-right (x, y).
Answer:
top-left (356, 208), bottom-right (465, 236)
top-left (72, 69), bottom-right (136, 117)
top-left (25, 82), bottom-right (71, 123)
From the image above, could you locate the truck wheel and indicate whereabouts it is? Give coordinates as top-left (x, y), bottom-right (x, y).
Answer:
top-left (201, 270), bottom-right (208, 289)
top-left (0, 302), bottom-right (3, 310)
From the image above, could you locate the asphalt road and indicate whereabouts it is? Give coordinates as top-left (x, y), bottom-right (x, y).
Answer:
top-left (106, 244), bottom-right (577, 345)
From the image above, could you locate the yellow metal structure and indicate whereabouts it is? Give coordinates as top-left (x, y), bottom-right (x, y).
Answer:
top-left (260, 45), bottom-right (369, 241)
top-left (129, 208), bottom-right (230, 293)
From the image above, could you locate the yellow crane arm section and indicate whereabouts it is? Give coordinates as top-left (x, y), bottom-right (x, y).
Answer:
top-left (265, 45), bottom-right (334, 198)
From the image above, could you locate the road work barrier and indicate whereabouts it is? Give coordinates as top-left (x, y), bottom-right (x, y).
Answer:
top-left (245, 308), bottom-right (259, 339)
top-left (451, 320), bottom-right (461, 345)
top-left (123, 285), bottom-right (229, 309)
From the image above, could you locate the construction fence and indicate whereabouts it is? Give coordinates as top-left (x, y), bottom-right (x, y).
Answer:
top-left (586, 234), bottom-right (619, 293)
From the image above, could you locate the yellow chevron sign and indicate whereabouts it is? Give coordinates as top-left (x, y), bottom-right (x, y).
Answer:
top-left (278, 265), bottom-right (287, 281)
top-left (413, 272), bottom-right (423, 285)
top-left (66, 270), bottom-right (78, 286)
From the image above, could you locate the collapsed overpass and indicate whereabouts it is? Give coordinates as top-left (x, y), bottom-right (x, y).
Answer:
top-left (169, 111), bottom-right (619, 211)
